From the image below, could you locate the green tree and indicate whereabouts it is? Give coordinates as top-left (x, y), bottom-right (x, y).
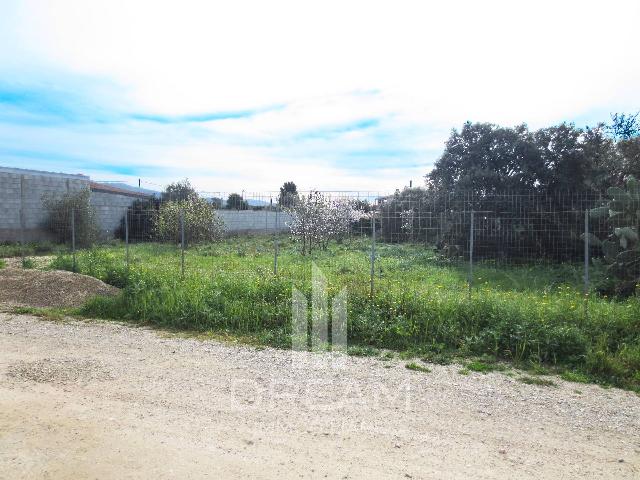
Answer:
top-left (278, 181), bottom-right (298, 207)
top-left (426, 122), bottom-right (542, 193)
top-left (161, 179), bottom-right (198, 202)
top-left (427, 121), bottom-right (621, 194)
top-left (226, 193), bottom-right (248, 210)
top-left (608, 112), bottom-right (640, 140)
top-left (42, 188), bottom-right (99, 246)
top-left (155, 197), bottom-right (225, 246)
top-left (116, 198), bottom-right (160, 241)
top-left (533, 123), bottom-right (599, 192)
top-left (617, 138), bottom-right (640, 181)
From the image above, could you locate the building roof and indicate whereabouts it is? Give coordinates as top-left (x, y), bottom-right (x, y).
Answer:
top-left (90, 181), bottom-right (154, 198)
top-left (0, 165), bottom-right (89, 180)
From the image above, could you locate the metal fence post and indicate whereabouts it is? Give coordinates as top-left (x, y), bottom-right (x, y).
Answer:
top-left (273, 206), bottom-right (279, 275)
top-left (180, 209), bottom-right (185, 278)
top-left (468, 210), bottom-right (474, 298)
top-left (370, 210), bottom-right (376, 297)
top-left (584, 209), bottom-right (590, 320)
top-left (125, 207), bottom-right (130, 272)
top-left (19, 175), bottom-right (25, 268)
top-left (71, 208), bottom-right (76, 273)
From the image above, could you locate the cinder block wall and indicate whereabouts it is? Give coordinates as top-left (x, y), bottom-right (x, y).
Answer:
top-left (90, 191), bottom-right (137, 238)
top-left (217, 210), bottom-right (292, 233)
top-left (0, 167), bottom-right (89, 242)
top-left (0, 166), bottom-right (293, 242)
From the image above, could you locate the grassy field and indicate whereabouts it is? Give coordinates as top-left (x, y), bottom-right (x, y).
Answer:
top-left (31, 236), bottom-right (640, 391)
top-left (0, 241), bottom-right (61, 258)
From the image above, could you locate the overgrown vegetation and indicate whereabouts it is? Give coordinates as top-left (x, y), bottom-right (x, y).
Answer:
top-left (0, 241), bottom-right (58, 258)
top-left (47, 236), bottom-right (640, 392)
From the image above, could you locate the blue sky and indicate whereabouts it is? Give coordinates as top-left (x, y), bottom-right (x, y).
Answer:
top-left (0, 0), bottom-right (638, 192)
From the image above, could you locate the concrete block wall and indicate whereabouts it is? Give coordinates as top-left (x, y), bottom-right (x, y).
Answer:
top-left (90, 191), bottom-right (138, 238)
top-left (0, 166), bottom-right (293, 242)
top-left (0, 167), bottom-right (89, 242)
top-left (217, 210), bottom-right (293, 233)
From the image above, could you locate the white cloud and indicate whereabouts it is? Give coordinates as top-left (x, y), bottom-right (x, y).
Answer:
top-left (1, 0), bottom-right (639, 191)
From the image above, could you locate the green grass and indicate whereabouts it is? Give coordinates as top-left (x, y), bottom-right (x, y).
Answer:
top-left (518, 376), bottom-right (557, 387)
top-left (21, 258), bottom-right (35, 269)
top-left (560, 371), bottom-right (591, 384)
top-left (44, 236), bottom-right (640, 392)
top-left (405, 362), bottom-right (431, 373)
top-left (9, 305), bottom-right (70, 321)
top-left (0, 241), bottom-right (60, 258)
top-left (347, 345), bottom-right (379, 357)
top-left (466, 360), bottom-right (497, 374)
top-left (0, 258), bottom-right (5, 269)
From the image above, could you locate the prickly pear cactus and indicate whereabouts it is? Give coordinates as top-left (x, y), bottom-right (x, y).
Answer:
top-left (588, 177), bottom-right (640, 296)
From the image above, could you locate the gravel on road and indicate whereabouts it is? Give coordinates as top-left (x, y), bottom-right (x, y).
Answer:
top-left (1, 313), bottom-right (639, 479)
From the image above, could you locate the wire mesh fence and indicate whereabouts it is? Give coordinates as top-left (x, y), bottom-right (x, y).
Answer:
top-left (7, 188), bottom-right (640, 316)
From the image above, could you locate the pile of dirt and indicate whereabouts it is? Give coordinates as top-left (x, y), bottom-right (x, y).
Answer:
top-left (0, 266), bottom-right (119, 308)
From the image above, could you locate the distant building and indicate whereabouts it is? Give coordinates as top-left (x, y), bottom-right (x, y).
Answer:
top-left (0, 165), bottom-right (152, 241)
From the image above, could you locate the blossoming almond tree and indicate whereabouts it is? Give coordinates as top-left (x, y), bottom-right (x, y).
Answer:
top-left (286, 192), bottom-right (366, 254)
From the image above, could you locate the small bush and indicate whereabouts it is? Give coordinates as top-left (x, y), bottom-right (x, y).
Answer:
top-left (21, 258), bottom-right (35, 269)
top-left (560, 371), bottom-right (590, 383)
top-left (347, 345), bottom-right (379, 357)
top-left (518, 376), bottom-right (556, 387)
top-left (49, 254), bottom-right (74, 271)
top-left (466, 361), bottom-right (495, 374)
top-left (405, 362), bottom-right (431, 373)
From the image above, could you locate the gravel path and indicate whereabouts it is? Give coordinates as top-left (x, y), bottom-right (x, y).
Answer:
top-left (1, 313), bottom-right (639, 479)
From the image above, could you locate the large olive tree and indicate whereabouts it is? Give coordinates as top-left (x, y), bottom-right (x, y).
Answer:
top-left (155, 197), bottom-right (225, 246)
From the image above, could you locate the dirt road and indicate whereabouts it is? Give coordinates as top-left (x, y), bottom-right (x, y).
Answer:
top-left (1, 313), bottom-right (638, 479)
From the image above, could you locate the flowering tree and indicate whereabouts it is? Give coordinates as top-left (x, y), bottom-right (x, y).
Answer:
top-left (286, 192), bottom-right (365, 254)
top-left (400, 208), bottom-right (415, 240)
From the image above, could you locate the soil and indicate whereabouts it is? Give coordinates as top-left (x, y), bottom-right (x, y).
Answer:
top-left (1, 313), bottom-right (639, 479)
top-left (0, 258), bottom-right (118, 308)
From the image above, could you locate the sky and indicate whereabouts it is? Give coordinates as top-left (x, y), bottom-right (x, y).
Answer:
top-left (0, 0), bottom-right (638, 194)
